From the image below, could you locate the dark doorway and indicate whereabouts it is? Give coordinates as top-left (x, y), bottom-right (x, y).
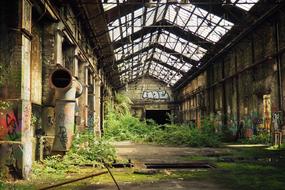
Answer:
top-left (145, 110), bottom-right (171, 125)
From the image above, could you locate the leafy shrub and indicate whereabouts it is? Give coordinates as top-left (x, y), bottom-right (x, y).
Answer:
top-left (105, 112), bottom-right (221, 147)
top-left (240, 131), bottom-right (271, 144)
top-left (70, 132), bottom-right (116, 164)
top-left (151, 123), bottom-right (221, 147)
top-left (104, 93), bottom-right (222, 147)
top-left (33, 131), bottom-right (116, 176)
top-left (104, 114), bottom-right (155, 142)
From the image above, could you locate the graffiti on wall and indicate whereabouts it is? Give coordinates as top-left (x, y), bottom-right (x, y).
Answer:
top-left (142, 90), bottom-right (169, 100)
top-left (88, 112), bottom-right (95, 130)
top-left (0, 109), bottom-right (21, 141)
top-left (58, 125), bottom-right (67, 149)
top-left (263, 95), bottom-right (271, 131)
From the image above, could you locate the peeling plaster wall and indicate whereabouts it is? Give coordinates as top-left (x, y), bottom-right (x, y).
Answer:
top-left (177, 11), bottom-right (285, 136)
top-left (0, 0), bottom-right (30, 179)
top-left (31, 22), bottom-right (43, 105)
top-left (0, 0), bottom-right (106, 179)
top-left (0, 1), bottom-right (22, 99)
top-left (118, 77), bottom-right (175, 119)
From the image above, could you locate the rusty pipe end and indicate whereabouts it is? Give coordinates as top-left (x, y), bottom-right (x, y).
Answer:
top-left (50, 68), bottom-right (73, 90)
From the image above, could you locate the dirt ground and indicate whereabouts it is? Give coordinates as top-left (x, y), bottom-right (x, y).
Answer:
top-left (75, 141), bottom-right (231, 190)
top-left (77, 179), bottom-right (226, 190)
top-left (5, 142), bottom-right (281, 190)
top-left (114, 141), bottom-right (231, 163)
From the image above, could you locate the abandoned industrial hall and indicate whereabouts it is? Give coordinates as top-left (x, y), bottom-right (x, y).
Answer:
top-left (1, 0), bottom-right (285, 188)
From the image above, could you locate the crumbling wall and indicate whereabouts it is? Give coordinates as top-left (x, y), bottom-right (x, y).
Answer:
top-left (0, 1), bottom-right (27, 179)
top-left (0, 0), bottom-right (104, 179)
top-left (178, 12), bottom-right (285, 137)
top-left (118, 77), bottom-right (175, 119)
top-left (0, 1), bottom-right (21, 99)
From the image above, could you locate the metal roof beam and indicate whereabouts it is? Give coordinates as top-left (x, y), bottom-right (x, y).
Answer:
top-left (106, 42), bottom-right (198, 66)
top-left (154, 43), bottom-right (198, 67)
top-left (117, 57), bottom-right (186, 76)
top-left (105, 0), bottom-right (144, 23)
top-left (110, 19), bottom-right (212, 50)
top-left (109, 45), bottom-right (154, 66)
top-left (190, 0), bottom-right (247, 24)
top-left (152, 58), bottom-right (186, 75)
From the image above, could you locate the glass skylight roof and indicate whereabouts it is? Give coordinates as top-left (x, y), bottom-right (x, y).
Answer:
top-left (101, 0), bottom-right (260, 86)
top-left (108, 5), bottom-right (165, 42)
top-left (165, 5), bottom-right (234, 43)
top-left (158, 30), bottom-right (207, 61)
top-left (101, 0), bottom-right (125, 11)
top-left (231, 0), bottom-right (259, 11)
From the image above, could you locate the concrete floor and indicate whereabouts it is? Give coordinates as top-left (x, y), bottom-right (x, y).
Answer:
top-left (78, 180), bottom-right (225, 190)
top-left (75, 141), bottom-right (231, 190)
top-left (114, 141), bottom-right (230, 163)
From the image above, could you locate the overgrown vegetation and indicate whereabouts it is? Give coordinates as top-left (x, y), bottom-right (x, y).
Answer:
top-left (104, 93), bottom-right (222, 147)
top-left (211, 146), bottom-right (285, 190)
top-left (239, 130), bottom-right (271, 144)
top-left (0, 100), bottom-right (11, 110)
top-left (32, 131), bottom-right (116, 176)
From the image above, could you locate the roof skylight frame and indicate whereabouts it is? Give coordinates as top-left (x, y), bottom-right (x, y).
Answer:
top-left (230, 0), bottom-right (259, 11)
top-left (103, 0), bottom-right (259, 86)
top-left (101, 0), bottom-right (125, 11)
top-left (155, 30), bottom-right (189, 84)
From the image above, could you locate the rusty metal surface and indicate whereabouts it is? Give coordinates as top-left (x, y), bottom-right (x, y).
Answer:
top-left (144, 162), bottom-right (215, 169)
top-left (53, 100), bottom-right (76, 151)
top-left (39, 171), bottom-right (108, 190)
top-left (50, 69), bottom-right (83, 151)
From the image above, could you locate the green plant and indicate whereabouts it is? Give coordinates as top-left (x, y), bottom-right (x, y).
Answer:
top-left (0, 101), bottom-right (11, 110)
top-left (32, 131), bottom-right (116, 176)
top-left (104, 93), bottom-right (221, 147)
top-left (240, 131), bottom-right (271, 144)
top-left (151, 122), bottom-right (221, 147)
top-left (70, 131), bottom-right (116, 164)
top-left (166, 112), bottom-right (176, 124)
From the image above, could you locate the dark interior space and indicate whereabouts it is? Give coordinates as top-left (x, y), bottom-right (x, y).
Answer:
top-left (145, 110), bottom-right (171, 125)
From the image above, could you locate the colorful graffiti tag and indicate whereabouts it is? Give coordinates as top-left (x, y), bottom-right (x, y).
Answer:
top-left (263, 95), bottom-right (271, 131)
top-left (0, 110), bottom-right (21, 141)
top-left (142, 90), bottom-right (169, 100)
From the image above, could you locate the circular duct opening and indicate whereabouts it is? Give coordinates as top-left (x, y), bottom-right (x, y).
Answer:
top-left (51, 69), bottom-right (72, 88)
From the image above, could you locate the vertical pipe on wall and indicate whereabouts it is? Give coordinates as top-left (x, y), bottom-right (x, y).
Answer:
top-left (212, 66), bottom-right (215, 113)
top-left (55, 32), bottom-right (63, 66)
top-left (275, 14), bottom-right (283, 111)
top-left (91, 74), bottom-right (96, 134)
top-left (50, 69), bottom-right (83, 152)
top-left (222, 59), bottom-right (227, 127)
top-left (100, 85), bottom-right (104, 134)
top-left (235, 50), bottom-right (240, 124)
top-left (84, 66), bottom-right (89, 128)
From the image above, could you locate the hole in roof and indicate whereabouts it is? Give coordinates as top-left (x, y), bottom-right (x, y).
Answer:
top-left (103, 0), bottom-right (259, 85)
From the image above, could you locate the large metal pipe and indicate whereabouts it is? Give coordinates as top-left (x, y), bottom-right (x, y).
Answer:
top-left (50, 68), bottom-right (83, 152)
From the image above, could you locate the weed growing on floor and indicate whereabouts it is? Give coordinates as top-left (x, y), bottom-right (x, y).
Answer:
top-left (239, 131), bottom-right (271, 144)
top-left (32, 131), bottom-right (116, 177)
top-left (104, 93), bottom-right (222, 147)
top-left (212, 161), bottom-right (285, 190)
top-left (151, 123), bottom-right (221, 147)
top-left (0, 182), bottom-right (34, 190)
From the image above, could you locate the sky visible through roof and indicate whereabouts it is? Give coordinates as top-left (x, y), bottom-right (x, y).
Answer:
top-left (102, 0), bottom-right (259, 86)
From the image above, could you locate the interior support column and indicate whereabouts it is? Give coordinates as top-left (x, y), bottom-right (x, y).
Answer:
top-left (95, 76), bottom-right (102, 137)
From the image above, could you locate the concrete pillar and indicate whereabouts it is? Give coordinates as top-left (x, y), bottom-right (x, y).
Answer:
top-left (95, 76), bottom-right (102, 137)
top-left (21, 35), bottom-right (32, 178)
top-left (78, 61), bottom-right (88, 130)
top-left (20, 0), bottom-right (33, 179)
top-left (91, 74), bottom-right (96, 133)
